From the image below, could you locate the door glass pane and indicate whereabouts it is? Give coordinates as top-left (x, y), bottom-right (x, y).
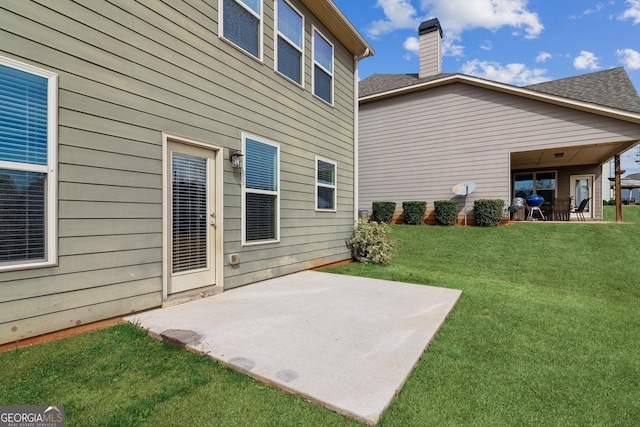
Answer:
top-left (575, 179), bottom-right (590, 212)
top-left (172, 153), bottom-right (207, 273)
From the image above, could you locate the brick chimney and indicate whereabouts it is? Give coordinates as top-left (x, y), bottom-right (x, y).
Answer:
top-left (418, 18), bottom-right (443, 78)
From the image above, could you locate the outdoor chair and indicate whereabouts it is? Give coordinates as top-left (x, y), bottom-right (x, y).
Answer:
top-left (571, 198), bottom-right (591, 221)
top-left (551, 197), bottom-right (572, 221)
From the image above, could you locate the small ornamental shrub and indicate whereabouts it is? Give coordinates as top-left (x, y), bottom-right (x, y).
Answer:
top-left (372, 201), bottom-right (396, 223)
top-left (402, 201), bottom-right (427, 225)
top-left (434, 200), bottom-right (458, 225)
top-left (473, 199), bottom-right (505, 226)
top-left (346, 220), bottom-right (400, 265)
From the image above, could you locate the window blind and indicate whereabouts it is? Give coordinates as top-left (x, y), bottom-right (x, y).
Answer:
top-left (172, 153), bottom-right (208, 273)
top-left (0, 170), bottom-right (45, 262)
top-left (0, 64), bottom-right (48, 165)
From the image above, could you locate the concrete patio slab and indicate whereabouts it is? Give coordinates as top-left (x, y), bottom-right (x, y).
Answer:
top-left (127, 271), bottom-right (461, 425)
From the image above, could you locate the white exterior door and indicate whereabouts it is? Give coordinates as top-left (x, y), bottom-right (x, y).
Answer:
top-left (570, 174), bottom-right (594, 219)
top-left (168, 141), bottom-right (217, 294)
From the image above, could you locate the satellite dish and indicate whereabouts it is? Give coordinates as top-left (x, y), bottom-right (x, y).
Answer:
top-left (452, 182), bottom-right (477, 225)
top-left (452, 182), bottom-right (476, 196)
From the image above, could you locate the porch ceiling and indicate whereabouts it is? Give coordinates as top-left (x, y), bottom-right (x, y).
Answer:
top-left (511, 140), bottom-right (638, 170)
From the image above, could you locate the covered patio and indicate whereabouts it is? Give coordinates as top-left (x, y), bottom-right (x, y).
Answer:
top-left (510, 139), bottom-right (639, 222)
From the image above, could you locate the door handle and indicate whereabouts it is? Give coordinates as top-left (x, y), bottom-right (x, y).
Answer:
top-left (210, 212), bottom-right (216, 226)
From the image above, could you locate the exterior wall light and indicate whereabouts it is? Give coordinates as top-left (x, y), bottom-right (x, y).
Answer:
top-left (230, 149), bottom-right (244, 169)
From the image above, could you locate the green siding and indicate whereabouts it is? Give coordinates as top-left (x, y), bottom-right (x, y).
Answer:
top-left (0, 0), bottom-right (357, 344)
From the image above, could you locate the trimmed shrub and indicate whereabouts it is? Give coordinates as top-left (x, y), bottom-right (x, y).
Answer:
top-left (372, 201), bottom-right (396, 223)
top-left (434, 200), bottom-right (458, 225)
top-left (473, 199), bottom-right (505, 226)
top-left (402, 201), bottom-right (427, 225)
top-left (346, 220), bottom-right (400, 265)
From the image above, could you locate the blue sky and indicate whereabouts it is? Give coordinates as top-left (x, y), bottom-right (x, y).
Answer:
top-left (334, 0), bottom-right (640, 175)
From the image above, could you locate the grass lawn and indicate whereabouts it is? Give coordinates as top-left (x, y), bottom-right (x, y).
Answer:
top-left (1, 206), bottom-right (639, 426)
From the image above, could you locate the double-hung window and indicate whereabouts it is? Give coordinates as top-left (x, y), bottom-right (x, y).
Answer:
top-left (312, 28), bottom-right (334, 104)
top-left (316, 157), bottom-right (336, 211)
top-left (0, 56), bottom-right (57, 270)
top-left (243, 135), bottom-right (279, 245)
top-left (276, 0), bottom-right (304, 85)
top-left (221, 0), bottom-right (263, 59)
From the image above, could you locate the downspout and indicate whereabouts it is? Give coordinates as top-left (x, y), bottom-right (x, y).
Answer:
top-left (354, 48), bottom-right (371, 223)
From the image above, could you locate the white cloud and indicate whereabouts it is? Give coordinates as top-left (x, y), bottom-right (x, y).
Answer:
top-left (584, 3), bottom-right (604, 15)
top-left (419, 0), bottom-right (544, 39)
top-left (480, 40), bottom-right (493, 51)
top-left (536, 51), bottom-right (552, 62)
top-left (573, 51), bottom-right (601, 70)
top-left (442, 37), bottom-right (465, 57)
top-left (368, 0), bottom-right (544, 58)
top-left (617, 48), bottom-right (640, 69)
top-left (460, 60), bottom-right (550, 85)
top-left (620, 0), bottom-right (640, 24)
top-left (366, 0), bottom-right (424, 39)
top-left (403, 36), bottom-right (420, 54)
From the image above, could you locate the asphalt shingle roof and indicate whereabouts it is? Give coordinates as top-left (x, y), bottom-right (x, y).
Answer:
top-left (526, 67), bottom-right (640, 113)
top-left (359, 67), bottom-right (640, 114)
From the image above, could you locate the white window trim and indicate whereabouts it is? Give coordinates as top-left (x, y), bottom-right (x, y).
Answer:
top-left (274, 0), bottom-right (305, 87)
top-left (312, 26), bottom-right (334, 106)
top-left (0, 55), bottom-right (58, 272)
top-left (315, 156), bottom-right (337, 212)
top-left (241, 133), bottom-right (280, 246)
top-left (219, 0), bottom-right (264, 62)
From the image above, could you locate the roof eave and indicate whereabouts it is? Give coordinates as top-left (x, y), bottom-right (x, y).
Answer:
top-left (360, 74), bottom-right (640, 124)
top-left (301, 0), bottom-right (374, 57)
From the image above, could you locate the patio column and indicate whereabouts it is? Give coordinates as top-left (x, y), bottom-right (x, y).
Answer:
top-left (615, 155), bottom-right (623, 223)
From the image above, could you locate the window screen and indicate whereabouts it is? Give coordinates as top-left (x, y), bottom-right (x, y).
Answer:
top-left (223, 0), bottom-right (261, 58)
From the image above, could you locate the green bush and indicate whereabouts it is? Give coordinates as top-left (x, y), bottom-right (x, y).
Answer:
top-left (346, 220), bottom-right (400, 265)
top-left (473, 199), bottom-right (505, 226)
top-left (372, 201), bottom-right (396, 223)
top-left (434, 200), bottom-right (458, 225)
top-left (402, 201), bottom-right (427, 225)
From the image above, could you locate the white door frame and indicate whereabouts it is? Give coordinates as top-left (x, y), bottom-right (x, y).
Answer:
top-left (570, 174), bottom-right (595, 220)
top-left (162, 133), bottom-right (224, 300)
